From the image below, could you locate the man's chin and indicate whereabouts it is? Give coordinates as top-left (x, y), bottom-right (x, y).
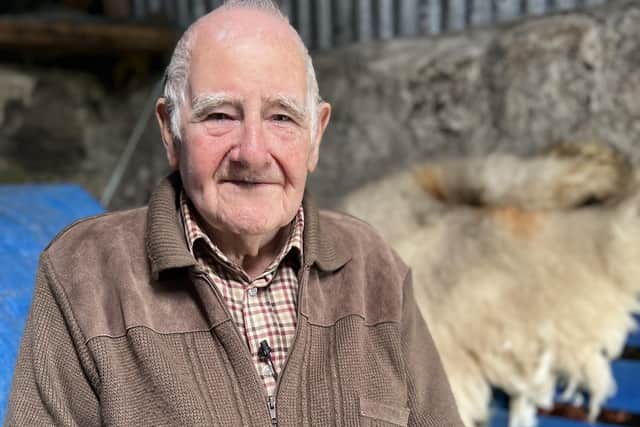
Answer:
top-left (196, 193), bottom-right (299, 240)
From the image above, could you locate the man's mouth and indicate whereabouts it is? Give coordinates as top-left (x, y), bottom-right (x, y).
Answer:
top-left (229, 181), bottom-right (259, 187)
top-left (221, 179), bottom-right (277, 187)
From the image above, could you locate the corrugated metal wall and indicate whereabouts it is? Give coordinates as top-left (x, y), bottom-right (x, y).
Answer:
top-left (131, 0), bottom-right (609, 50)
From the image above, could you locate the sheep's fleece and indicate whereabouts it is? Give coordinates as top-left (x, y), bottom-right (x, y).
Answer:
top-left (337, 142), bottom-right (640, 427)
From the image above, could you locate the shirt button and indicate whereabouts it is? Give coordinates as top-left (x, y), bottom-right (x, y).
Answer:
top-left (248, 287), bottom-right (258, 297)
top-left (262, 364), bottom-right (273, 377)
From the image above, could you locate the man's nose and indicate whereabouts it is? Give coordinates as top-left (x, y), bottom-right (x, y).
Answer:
top-left (228, 116), bottom-right (270, 167)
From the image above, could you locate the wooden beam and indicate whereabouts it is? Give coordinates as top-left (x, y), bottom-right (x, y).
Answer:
top-left (0, 17), bottom-right (178, 54)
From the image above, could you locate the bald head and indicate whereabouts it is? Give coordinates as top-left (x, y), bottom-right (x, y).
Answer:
top-left (162, 0), bottom-right (321, 143)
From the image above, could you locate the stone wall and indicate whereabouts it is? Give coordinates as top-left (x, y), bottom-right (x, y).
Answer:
top-left (310, 0), bottom-right (640, 208)
top-left (1, 0), bottom-right (639, 209)
top-left (0, 66), bottom-right (168, 209)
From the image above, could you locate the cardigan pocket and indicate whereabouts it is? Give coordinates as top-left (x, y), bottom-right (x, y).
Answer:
top-left (359, 397), bottom-right (410, 426)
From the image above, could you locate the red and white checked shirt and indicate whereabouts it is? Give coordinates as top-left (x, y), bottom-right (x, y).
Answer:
top-left (180, 192), bottom-right (303, 397)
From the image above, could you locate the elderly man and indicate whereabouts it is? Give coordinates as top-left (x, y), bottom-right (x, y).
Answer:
top-left (6, 1), bottom-right (462, 426)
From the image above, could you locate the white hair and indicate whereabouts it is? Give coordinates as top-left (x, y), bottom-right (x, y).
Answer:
top-left (163, 0), bottom-right (321, 144)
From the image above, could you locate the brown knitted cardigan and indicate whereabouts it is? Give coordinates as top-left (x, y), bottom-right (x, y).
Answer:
top-left (6, 174), bottom-right (463, 426)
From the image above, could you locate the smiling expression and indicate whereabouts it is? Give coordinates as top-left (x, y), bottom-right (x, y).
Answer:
top-left (158, 8), bottom-right (330, 243)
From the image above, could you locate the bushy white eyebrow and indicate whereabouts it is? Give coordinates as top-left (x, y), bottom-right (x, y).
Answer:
top-left (190, 92), bottom-right (308, 124)
top-left (190, 92), bottom-right (243, 121)
top-left (263, 95), bottom-right (308, 123)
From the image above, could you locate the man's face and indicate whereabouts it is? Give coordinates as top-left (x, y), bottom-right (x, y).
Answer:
top-left (160, 10), bottom-right (330, 239)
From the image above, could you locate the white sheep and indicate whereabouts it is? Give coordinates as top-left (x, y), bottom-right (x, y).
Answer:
top-left (338, 142), bottom-right (640, 427)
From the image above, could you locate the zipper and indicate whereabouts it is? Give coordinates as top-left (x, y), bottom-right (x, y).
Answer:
top-left (194, 271), bottom-right (276, 422)
top-left (267, 263), bottom-right (311, 426)
top-left (195, 263), bottom-right (312, 426)
top-left (267, 395), bottom-right (277, 426)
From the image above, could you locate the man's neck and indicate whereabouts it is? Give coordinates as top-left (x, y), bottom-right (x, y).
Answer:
top-left (209, 225), bottom-right (290, 279)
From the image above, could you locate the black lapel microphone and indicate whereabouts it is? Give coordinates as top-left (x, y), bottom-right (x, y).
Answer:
top-left (258, 340), bottom-right (278, 382)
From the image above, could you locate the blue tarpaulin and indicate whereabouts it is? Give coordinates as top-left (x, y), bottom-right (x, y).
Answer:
top-left (0, 184), bottom-right (103, 421)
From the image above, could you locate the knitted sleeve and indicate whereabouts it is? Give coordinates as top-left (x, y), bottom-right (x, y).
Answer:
top-left (4, 253), bottom-right (101, 426)
top-left (401, 270), bottom-right (465, 427)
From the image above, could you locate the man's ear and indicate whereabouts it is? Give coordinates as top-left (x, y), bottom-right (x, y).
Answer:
top-left (155, 97), bottom-right (180, 170)
top-left (307, 101), bottom-right (332, 173)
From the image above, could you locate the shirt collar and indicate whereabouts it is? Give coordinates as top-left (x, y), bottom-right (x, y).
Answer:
top-left (179, 190), bottom-right (304, 279)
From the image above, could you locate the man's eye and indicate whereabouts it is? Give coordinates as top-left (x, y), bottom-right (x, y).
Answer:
top-left (206, 112), bottom-right (232, 121)
top-left (272, 114), bottom-right (292, 123)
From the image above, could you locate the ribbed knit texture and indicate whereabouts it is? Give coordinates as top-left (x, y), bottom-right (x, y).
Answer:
top-left (7, 260), bottom-right (101, 426)
top-left (77, 318), bottom-right (429, 426)
top-left (146, 174), bottom-right (196, 278)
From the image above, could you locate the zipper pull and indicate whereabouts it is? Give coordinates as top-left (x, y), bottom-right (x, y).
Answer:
top-left (267, 395), bottom-right (277, 426)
